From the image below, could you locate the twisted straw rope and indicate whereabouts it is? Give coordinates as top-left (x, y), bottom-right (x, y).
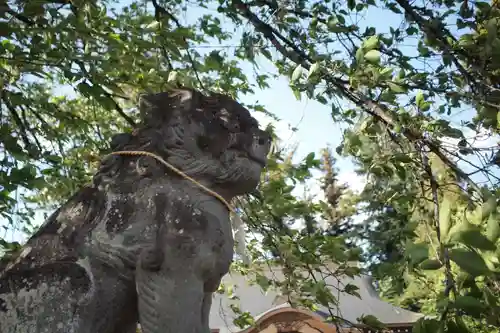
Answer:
top-left (107, 150), bottom-right (233, 213)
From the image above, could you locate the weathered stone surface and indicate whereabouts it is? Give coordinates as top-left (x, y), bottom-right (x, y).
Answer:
top-left (0, 88), bottom-right (271, 333)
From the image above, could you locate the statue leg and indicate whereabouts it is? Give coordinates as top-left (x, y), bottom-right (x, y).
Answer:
top-left (135, 247), bottom-right (205, 333)
top-left (201, 275), bottom-right (225, 333)
top-left (201, 292), bottom-right (213, 333)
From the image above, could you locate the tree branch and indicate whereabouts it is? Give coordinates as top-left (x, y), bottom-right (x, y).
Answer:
top-left (393, 0), bottom-right (480, 94)
top-left (230, 0), bottom-right (484, 200)
top-left (1, 91), bottom-right (36, 154)
top-left (150, 0), bottom-right (205, 90)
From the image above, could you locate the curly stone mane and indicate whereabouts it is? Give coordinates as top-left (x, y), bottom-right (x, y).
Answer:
top-left (94, 88), bottom-right (270, 193)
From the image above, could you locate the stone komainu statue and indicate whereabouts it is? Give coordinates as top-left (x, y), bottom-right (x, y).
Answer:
top-left (0, 88), bottom-right (271, 333)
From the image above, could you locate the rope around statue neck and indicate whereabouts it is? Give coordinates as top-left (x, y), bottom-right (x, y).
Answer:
top-left (108, 150), bottom-right (233, 213)
top-left (104, 150), bottom-right (249, 263)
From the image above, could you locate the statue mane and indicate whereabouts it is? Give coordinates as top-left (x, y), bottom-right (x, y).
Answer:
top-left (93, 88), bottom-right (267, 191)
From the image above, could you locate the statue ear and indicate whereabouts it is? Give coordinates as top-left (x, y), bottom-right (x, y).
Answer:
top-left (138, 88), bottom-right (199, 125)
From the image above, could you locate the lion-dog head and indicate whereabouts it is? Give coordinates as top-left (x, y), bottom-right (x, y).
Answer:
top-left (101, 87), bottom-right (272, 199)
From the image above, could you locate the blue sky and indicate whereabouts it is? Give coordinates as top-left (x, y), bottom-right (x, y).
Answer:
top-left (2, 0), bottom-right (497, 243)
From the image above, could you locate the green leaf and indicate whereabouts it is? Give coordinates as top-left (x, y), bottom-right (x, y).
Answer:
top-left (336, 14), bottom-right (346, 25)
top-left (362, 36), bottom-right (379, 51)
top-left (261, 48), bottom-right (272, 60)
top-left (364, 50), bottom-right (381, 64)
top-left (441, 127), bottom-right (463, 139)
top-left (358, 315), bottom-right (386, 330)
top-left (291, 86), bottom-right (301, 100)
top-left (419, 259), bottom-right (443, 270)
top-left (379, 67), bottom-right (393, 78)
top-left (452, 295), bottom-right (486, 312)
top-left (43, 154), bottom-right (62, 164)
top-left (395, 164), bottom-right (406, 180)
top-left (454, 229), bottom-right (496, 251)
top-left (255, 274), bottom-right (270, 292)
top-left (291, 64), bottom-right (303, 82)
top-left (486, 213), bottom-right (500, 243)
top-left (481, 197), bottom-right (497, 220)
top-left (146, 21), bottom-right (161, 30)
top-left (476, 1), bottom-right (492, 11)
top-left (413, 318), bottom-right (440, 333)
top-left (485, 18), bottom-right (498, 43)
top-left (304, 152), bottom-right (316, 166)
top-left (77, 82), bottom-right (93, 98)
top-left (419, 102), bottom-right (431, 112)
top-left (308, 63), bottom-right (320, 78)
top-left (387, 82), bottom-right (406, 93)
top-left (439, 197), bottom-right (452, 240)
top-left (415, 90), bottom-right (425, 109)
top-left (444, 319), bottom-right (469, 333)
top-left (344, 283), bottom-right (361, 298)
top-left (167, 71), bottom-right (178, 83)
top-left (327, 17), bottom-right (338, 31)
top-left (316, 95), bottom-right (327, 104)
top-left (483, 287), bottom-right (498, 307)
top-left (455, 272), bottom-right (475, 290)
top-left (355, 47), bottom-right (364, 64)
top-left (406, 242), bottom-right (429, 265)
top-left (449, 248), bottom-right (491, 277)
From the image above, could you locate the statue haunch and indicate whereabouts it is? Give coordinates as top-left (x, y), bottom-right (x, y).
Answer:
top-left (0, 88), bottom-right (271, 333)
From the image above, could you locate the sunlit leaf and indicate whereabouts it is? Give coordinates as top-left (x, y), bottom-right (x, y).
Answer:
top-left (449, 248), bottom-right (491, 277)
top-left (364, 50), bottom-right (381, 63)
top-left (291, 65), bottom-right (303, 82)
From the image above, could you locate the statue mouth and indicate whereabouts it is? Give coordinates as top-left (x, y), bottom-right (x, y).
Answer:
top-left (231, 149), bottom-right (267, 167)
top-left (225, 132), bottom-right (270, 168)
